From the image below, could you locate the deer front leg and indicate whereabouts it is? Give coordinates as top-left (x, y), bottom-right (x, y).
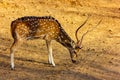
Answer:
top-left (46, 40), bottom-right (55, 66)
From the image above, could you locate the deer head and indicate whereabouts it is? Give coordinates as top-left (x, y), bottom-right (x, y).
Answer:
top-left (70, 16), bottom-right (102, 63)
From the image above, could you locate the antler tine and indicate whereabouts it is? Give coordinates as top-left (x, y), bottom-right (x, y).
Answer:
top-left (75, 15), bottom-right (90, 43)
top-left (78, 19), bottom-right (102, 48)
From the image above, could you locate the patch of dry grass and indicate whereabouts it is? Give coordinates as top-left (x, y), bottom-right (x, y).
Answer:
top-left (0, 0), bottom-right (120, 80)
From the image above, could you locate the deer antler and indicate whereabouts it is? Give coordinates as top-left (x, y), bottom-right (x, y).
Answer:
top-left (77, 19), bottom-right (102, 49)
top-left (75, 15), bottom-right (90, 44)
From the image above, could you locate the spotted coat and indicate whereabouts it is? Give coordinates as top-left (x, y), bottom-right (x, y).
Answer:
top-left (11, 16), bottom-right (75, 48)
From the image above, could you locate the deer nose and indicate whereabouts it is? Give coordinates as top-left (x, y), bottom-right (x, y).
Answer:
top-left (71, 53), bottom-right (78, 63)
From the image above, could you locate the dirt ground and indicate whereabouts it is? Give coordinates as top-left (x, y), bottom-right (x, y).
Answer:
top-left (0, 0), bottom-right (120, 80)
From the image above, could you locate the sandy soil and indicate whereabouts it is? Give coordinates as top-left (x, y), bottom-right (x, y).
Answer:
top-left (0, 0), bottom-right (120, 80)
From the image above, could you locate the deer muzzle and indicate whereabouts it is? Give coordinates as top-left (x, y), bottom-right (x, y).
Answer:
top-left (69, 49), bottom-right (78, 63)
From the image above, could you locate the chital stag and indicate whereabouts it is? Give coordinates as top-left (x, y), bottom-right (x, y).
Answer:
top-left (10, 16), bottom-right (101, 70)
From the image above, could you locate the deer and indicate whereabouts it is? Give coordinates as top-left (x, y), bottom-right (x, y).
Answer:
top-left (10, 16), bottom-right (102, 70)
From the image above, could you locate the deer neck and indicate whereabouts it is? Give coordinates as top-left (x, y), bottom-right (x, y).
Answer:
top-left (56, 29), bottom-right (75, 49)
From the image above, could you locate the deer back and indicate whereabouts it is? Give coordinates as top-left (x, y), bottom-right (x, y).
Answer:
top-left (11, 16), bottom-right (63, 40)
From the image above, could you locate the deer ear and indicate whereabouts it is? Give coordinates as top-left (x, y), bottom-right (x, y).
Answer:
top-left (70, 41), bottom-right (75, 48)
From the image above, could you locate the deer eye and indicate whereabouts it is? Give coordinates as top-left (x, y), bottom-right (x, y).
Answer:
top-left (75, 46), bottom-right (80, 49)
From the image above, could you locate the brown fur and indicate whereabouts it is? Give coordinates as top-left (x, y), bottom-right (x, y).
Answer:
top-left (10, 16), bottom-right (78, 69)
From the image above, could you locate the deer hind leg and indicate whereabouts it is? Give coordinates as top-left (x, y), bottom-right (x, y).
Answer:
top-left (46, 40), bottom-right (55, 66)
top-left (10, 39), bottom-right (22, 70)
